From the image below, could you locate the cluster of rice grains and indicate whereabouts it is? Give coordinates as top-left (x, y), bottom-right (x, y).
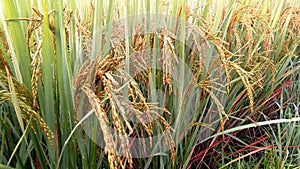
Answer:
top-left (0, 61), bottom-right (55, 146)
top-left (73, 21), bottom-right (179, 168)
top-left (74, 50), bottom-right (169, 168)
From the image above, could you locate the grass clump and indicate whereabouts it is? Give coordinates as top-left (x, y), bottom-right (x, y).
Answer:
top-left (0, 0), bottom-right (299, 168)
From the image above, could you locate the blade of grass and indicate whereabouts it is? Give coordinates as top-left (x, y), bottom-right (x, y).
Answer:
top-left (39, 0), bottom-right (57, 165)
top-left (91, 0), bottom-right (103, 58)
top-left (198, 117), bottom-right (300, 145)
top-left (6, 66), bottom-right (24, 131)
top-left (7, 124), bottom-right (29, 165)
top-left (2, 0), bottom-right (32, 89)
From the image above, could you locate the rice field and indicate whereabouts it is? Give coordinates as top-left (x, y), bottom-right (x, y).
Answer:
top-left (0, 0), bottom-right (300, 168)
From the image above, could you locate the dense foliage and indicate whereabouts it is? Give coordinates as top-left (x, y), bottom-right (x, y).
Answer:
top-left (0, 0), bottom-right (299, 168)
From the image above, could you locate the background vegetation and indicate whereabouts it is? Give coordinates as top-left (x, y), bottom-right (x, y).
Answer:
top-left (0, 0), bottom-right (299, 168)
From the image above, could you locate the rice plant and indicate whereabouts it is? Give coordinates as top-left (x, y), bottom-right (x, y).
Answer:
top-left (0, 0), bottom-right (299, 168)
